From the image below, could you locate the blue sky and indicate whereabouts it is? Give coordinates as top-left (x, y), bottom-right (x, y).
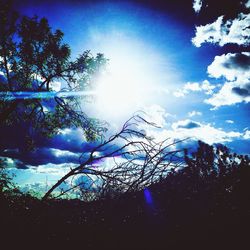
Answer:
top-left (1, 0), bottom-right (250, 194)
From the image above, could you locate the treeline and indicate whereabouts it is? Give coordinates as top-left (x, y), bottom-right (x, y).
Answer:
top-left (0, 141), bottom-right (249, 248)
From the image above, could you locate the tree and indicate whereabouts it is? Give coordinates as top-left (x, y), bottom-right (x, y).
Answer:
top-left (0, 1), bottom-right (183, 200)
top-left (0, 0), bottom-right (107, 153)
top-left (184, 140), bottom-right (250, 178)
top-left (0, 159), bottom-right (14, 193)
top-left (42, 115), bottom-right (185, 200)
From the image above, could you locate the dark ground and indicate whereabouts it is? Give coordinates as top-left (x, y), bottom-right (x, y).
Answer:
top-left (1, 161), bottom-right (250, 249)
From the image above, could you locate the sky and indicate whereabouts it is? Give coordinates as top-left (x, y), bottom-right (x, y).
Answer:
top-left (1, 0), bottom-right (250, 195)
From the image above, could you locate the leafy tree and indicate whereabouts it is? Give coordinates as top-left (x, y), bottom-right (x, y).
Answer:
top-left (0, 161), bottom-right (14, 193)
top-left (0, 0), bottom-right (107, 152)
top-left (0, 159), bottom-right (21, 197)
top-left (0, 1), bottom-right (182, 200)
top-left (184, 141), bottom-right (249, 178)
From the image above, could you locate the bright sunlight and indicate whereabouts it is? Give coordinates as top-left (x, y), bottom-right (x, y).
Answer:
top-left (92, 41), bottom-right (163, 122)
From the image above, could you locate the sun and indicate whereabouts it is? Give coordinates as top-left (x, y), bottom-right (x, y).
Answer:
top-left (84, 34), bottom-right (176, 124)
top-left (93, 49), bottom-right (153, 122)
top-left (95, 62), bottom-right (141, 114)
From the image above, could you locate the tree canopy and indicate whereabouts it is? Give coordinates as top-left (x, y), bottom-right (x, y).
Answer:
top-left (1, 1), bottom-right (248, 203)
top-left (0, 0), bottom-right (107, 152)
top-left (0, 1), bottom-right (183, 200)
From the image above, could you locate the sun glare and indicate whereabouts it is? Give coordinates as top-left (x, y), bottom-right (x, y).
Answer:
top-left (93, 46), bottom-right (155, 121)
top-left (95, 61), bottom-right (143, 113)
top-left (83, 32), bottom-right (177, 124)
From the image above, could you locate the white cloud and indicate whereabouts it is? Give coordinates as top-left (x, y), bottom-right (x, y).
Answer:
top-left (172, 119), bottom-right (201, 130)
top-left (173, 90), bottom-right (185, 98)
top-left (207, 52), bottom-right (250, 81)
top-left (185, 82), bottom-right (201, 91)
top-left (58, 128), bottom-right (73, 135)
top-left (193, 0), bottom-right (203, 13)
top-left (150, 120), bottom-right (242, 145)
top-left (246, 0), bottom-right (250, 8)
top-left (34, 163), bottom-right (76, 175)
top-left (50, 81), bottom-right (61, 92)
top-left (174, 80), bottom-right (217, 97)
top-left (142, 104), bottom-right (174, 127)
top-left (201, 80), bottom-right (218, 94)
top-left (205, 80), bottom-right (250, 108)
top-left (225, 120), bottom-right (234, 124)
top-left (192, 13), bottom-right (250, 47)
top-left (141, 108), bottom-right (242, 145)
top-left (188, 110), bottom-right (202, 117)
top-left (51, 148), bottom-right (79, 158)
top-left (192, 16), bottom-right (224, 47)
top-left (0, 156), bottom-right (26, 169)
top-left (205, 82), bottom-right (237, 107)
top-left (243, 130), bottom-right (250, 139)
top-left (205, 52), bottom-right (250, 107)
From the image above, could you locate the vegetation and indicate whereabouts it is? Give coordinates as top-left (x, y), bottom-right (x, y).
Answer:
top-left (0, 2), bottom-right (249, 248)
top-left (1, 141), bottom-right (249, 248)
top-left (0, 1), bottom-right (183, 200)
top-left (42, 114), bottom-right (184, 200)
top-left (0, 0), bottom-right (107, 150)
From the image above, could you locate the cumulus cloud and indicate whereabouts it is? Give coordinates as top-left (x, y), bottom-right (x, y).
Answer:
top-left (142, 104), bottom-right (175, 127)
top-left (225, 120), bottom-right (234, 124)
top-left (143, 104), bottom-right (169, 127)
top-left (205, 81), bottom-right (250, 108)
top-left (192, 13), bottom-right (250, 47)
top-left (207, 52), bottom-right (250, 81)
top-left (205, 52), bottom-right (250, 107)
top-left (149, 120), bottom-right (242, 145)
top-left (0, 126), bottom-right (94, 167)
top-left (2, 147), bottom-right (81, 166)
top-left (232, 82), bottom-right (250, 97)
top-left (188, 110), bottom-right (202, 117)
top-left (174, 80), bottom-right (217, 97)
top-left (32, 163), bottom-right (76, 175)
top-left (172, 119), bottom-right (201, 129)
top-left (193, 0), bottom-right (203, 13)
top-left (0, 156), bottom-right (28, 169)
top-left (243, 130), bottom-right (250, 139)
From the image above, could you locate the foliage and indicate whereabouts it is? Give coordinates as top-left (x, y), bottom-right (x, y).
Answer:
top-left (0, 159), bottom-right (21, 197)
top-left (184, 140), bottom-right (249, 178)
top-left (0, 141), bottom-right (249, 248)
top-left (0, 163), bottom-right (13, 193)
top-left (0, 0), bottom-right (107, 151)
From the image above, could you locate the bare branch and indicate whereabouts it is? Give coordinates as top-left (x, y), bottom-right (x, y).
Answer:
top-left (42, 115), bottom-right (186, 200)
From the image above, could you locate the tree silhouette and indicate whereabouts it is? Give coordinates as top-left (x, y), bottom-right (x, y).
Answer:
top-left (0, 2), bottom-right (249, 247)
top-left (0, 1), bottom-right (184, 200)
top-left (184, 140), bottom-right (249, 178)
top-left (1, 139), bottom-right (249, 248)
top-left (0, 0), bottom-right (107, 152)
top-left (1, 1), bottom-right (248, 206)
top-left (42, 115), bottom-right (184, 200)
